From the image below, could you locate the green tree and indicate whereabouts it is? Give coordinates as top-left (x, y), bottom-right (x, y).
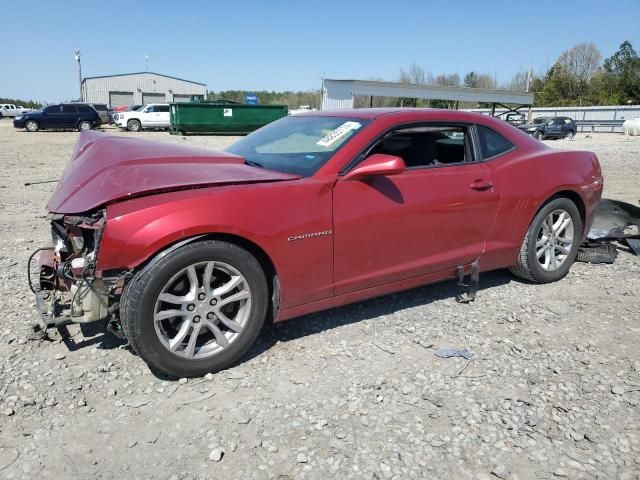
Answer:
top-left (0, 97), bottom-right (43, 109)
top-left (603, 41), bottom-right (640, 104)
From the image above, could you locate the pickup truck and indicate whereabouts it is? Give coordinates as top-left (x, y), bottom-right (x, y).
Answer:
top-left (114, 103), bottom-right (170, 131)
top-left (0, 104), bottom-right (32, 118)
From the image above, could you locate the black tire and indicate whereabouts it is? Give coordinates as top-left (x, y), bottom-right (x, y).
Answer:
top-left (510, 197), bottom-right (583, 283)
top-left (121, 240), bottom-right (269, 377)
top-left (25, 120), bottom-right (39, 132)
top-left (533, 130), bottom-right (543, 140)
top-left (78, 120), bottom-right (92, 131)
top-left (127, 119), bottom-right (141, 132)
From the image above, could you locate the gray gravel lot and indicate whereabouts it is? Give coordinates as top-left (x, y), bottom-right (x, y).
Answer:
top-left (0, 121), bottom-right (639, 479)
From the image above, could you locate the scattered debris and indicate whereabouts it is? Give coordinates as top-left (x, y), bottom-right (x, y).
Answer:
top-left (434, 348), bottom-right (474, 360)
top-left (577, 242), bottom-right (618, 264)
top-left (585, 198), bottom-right (640, 258)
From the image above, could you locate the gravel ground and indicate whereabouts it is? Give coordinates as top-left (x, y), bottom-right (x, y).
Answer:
top-left (0, 121), bottom-right (639, 479)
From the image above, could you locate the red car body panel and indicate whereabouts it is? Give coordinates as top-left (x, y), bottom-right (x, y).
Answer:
top-left (50, 109), bottom-right (603, 322)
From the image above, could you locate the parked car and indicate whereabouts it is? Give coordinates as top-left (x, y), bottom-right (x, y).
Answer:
top-left (109, 105), bottom-right (144, 124)
top-left (87, 103), bottom-right (109, 125)
top-left (13, 104), bottom-right (101, 132)
top-left (518, 116), bottom-right (577, 140)
top-left (0, 104), bottom-right (31, 118)
top-left (114, 103), bottom-right (170, 131)
top-left (31, 109), bottom-right (603, 377)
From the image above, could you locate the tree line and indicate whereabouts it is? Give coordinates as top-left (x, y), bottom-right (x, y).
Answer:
top-left (0, 97), bottom-right (43, 109)
top-left (208, 40), bottom-right (639, 109)
top-left (207, 90), bottom-right (321, 109)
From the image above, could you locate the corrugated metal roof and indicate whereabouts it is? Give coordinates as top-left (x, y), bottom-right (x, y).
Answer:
top-left (82, 71), bottom-right (206, 86)
top-left (322, 79), bottom-right (534, 110)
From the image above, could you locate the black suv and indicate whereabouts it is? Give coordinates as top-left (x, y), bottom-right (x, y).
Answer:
top-left (518, 116), bottom-right (577, 140)
top-left (13, 103), bottom-right (101, 132)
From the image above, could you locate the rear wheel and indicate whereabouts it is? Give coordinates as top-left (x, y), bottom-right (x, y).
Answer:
top-left (127, 119), bottom-right (141, 132)
top-left (510, 198), bottom-right (582, 283)
top-left (78, 120), bottom-right (92, 131)
top-left (121, 240), bottom-right (269, 377)
top-left (25, 120), bottom-right (39, 132)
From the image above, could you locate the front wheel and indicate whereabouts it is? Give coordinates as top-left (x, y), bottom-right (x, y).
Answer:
top-left (121, 240), bottom-right (269, 377)
top-left (25, 120), bottom-right (39, 132)
top-left (510, 198), bottom-right (582, 283)
top-left (565, 130), bottom-right (575, 140)
top-left (533, 130), bottom-right (543, 140)
top-left (127, 119), bottom-right (141, 132)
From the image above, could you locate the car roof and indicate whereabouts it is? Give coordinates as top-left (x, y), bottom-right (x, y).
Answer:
top-left (294, 107), bottom-right (511, 125)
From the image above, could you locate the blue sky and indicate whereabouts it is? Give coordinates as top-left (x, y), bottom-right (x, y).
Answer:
top-left (1, 0), bottom-right (639, 103)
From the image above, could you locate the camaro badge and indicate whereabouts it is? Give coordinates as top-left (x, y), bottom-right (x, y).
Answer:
top-left (287, 230), bottom-right (333, 242)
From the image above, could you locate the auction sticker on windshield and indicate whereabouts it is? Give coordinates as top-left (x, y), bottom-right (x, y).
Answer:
top-left (316, 121), bottom-right (361, 147)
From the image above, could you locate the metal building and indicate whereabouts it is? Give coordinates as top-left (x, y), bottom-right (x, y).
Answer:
top-left (321, 79), bottom-right (534, 110)
top-left (82, 72), bottom-right (207, 107)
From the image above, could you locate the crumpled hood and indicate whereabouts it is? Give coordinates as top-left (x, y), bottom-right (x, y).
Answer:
top-left (47, 131), bottom-right (299, 213)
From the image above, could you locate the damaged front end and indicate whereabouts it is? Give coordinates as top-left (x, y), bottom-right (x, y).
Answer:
top-left (29, 210), bottom-right (126, 334)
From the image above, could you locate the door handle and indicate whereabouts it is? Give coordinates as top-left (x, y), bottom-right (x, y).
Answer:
top-left (470, 179), bottom-right (493, 191)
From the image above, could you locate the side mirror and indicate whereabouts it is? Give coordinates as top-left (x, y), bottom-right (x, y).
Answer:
top-left (343, 153), bottom-right (406, 181)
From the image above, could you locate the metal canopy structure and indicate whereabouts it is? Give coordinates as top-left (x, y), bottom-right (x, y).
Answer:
top-left (321, 79), bottom-right (534, 110)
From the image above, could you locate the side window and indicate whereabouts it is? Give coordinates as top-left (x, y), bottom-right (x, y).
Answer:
top-left (62, 105), bottom-right (77, 113)
top-left (157, 105), bottom-right (169, 112)
top-left (77, 105), bottom-right (91, 113)
top-left (369, 125), bottom-right (470, 168)
top-left (476, 125), bottom-right (515, 159)
top-left (145, 105), bottom-right (155, 113)
top-left (44, 105), bottom-right (60, 114)
top-left (564, 118), bottom-right (572, 124)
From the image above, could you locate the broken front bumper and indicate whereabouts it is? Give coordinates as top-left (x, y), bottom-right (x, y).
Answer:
top-left (29, 247), bottom-right (110, 330)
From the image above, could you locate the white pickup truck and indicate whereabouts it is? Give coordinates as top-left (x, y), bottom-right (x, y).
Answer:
top-left (0, 104), bottom-right (32, 118)
top-left (114, 103), bottom-right (171, 131)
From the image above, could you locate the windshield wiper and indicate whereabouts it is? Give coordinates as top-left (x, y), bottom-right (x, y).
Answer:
top-left (245, 160), bottom-right (264, 169)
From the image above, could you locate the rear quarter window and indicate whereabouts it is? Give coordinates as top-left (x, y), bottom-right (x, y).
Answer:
top-left (477, 125), bottom-right (514, 159)
top-left (77, 105), bottom-right (92, 113)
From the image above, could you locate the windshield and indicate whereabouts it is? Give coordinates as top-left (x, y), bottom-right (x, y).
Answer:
top-left (225, 116), bottom-right (370, 177)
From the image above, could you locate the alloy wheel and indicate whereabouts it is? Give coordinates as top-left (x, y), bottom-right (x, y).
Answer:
top-left (535, 209), bottom-right (574, 271)
top-left (153, 261), bottom-right (252, 359)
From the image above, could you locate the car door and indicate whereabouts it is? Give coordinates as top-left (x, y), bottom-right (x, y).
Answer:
top-left (332, 124), bottom-right (500, 295)
top-left (138, 105), bottom-right (154, 127)
top-left (61, 104), bottom-right (78, 128)
top-left (546, 118), bottom-right (563, 137)
top-left (41, 105), bottom-right (63, 127)
top-left (156, 105), bottom-right (170, 127)
top-left (145, 105), bottom-right (163, 127)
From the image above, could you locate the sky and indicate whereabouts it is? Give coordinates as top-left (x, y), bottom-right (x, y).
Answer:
top-left (1, 0), bottom-right (639, 103)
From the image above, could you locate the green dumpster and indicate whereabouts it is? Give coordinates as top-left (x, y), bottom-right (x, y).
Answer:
top-left (170, 101), bottom-right (288, 135)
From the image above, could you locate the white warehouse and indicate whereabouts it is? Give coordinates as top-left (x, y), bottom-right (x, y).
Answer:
top-left (82, 72), bottom-right (207, 107)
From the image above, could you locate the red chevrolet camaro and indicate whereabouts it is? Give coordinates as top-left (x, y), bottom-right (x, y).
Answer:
top-left (33, 109), bottom-right (603, 376)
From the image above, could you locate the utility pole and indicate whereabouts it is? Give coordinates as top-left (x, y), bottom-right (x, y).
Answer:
top-left (526, 65), bottom-right (533, 122)
top-left (74, 49), bottom-right (82, 101)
